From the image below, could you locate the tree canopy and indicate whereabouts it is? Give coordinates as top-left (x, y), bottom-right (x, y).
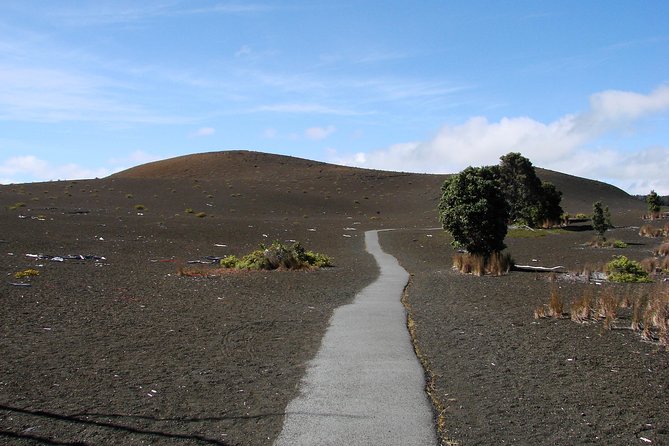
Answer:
top-left (438, 166), bottom-right (509, 256)
top-left (497, 152), bottom-right (563, 227)
top-left (647, 190), bottom-right (661, 214)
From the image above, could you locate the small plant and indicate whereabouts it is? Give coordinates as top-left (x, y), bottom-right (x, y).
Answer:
top-left (134, 204), bottom-right (146, 211)
top-left (605, 255), bottom-right (651, 283)
top-left (8, 202), bottom-right (26, 210)
top-left (196, 212), bottom-right (207, 218)
top-left (639, 225), bottom-right (663, 238)
top-left (596, 288), bottom-right (618, 329)
top-left (534, 287), bottom-right (565, 319)
top-left (14, 269), bottom-right (40, 279)
top-left (612, 240), bottom-right (628, 248)
top-left (570, 289), bottom-right (594, 323)
top-left (185, 208), bottom-right (195, 214)
top-left (126, 194), bottom-right (133, 199)
top-left (655, 242), bottom-right (669, 257)
top-left (219, 241), bottom-right (333, 271)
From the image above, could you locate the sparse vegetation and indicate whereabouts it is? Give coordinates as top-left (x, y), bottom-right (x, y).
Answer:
top-left (537, 284), bottom-right (669, 347)
top-left (14, 269), bottom-right (40, 279)
top-left (639, 224), bottom-right (664, 238)
top-left (196, 212), bottom-right (207, 218)
top-left (7, 202), bottom-right (26, 210)
top-left (219, 241), bottom-right (332, 271)
top-left (452, 252), bottom-right (513, 276)
top-left (134, 204), bottom-right (146, 211)
top-left (605, 255), bottom-right (651, 283)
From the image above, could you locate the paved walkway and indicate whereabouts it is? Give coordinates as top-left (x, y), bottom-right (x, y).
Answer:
top-left (274, 230), bottom-right (437, 446)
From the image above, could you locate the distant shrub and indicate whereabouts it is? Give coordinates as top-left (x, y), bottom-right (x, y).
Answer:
top-left (134, 204), bottom-right (146, 211)
top-left (14, 269), bottom-right (40, 279)
top-left (639, 225), bottom-right (663, 238)
top-left (220, 241), bottom-right (333, 271)
top-left (613, 240), bottom-right (628, 248)
top-left (196, 212), bottom-right (207, 218)
top-left (656, 243), bottom-right (669, 257)
top-left (8, 202), bottom-right (26, 210)
top-left (606, 255), bottom-right (651, 283)
top-left (185, 208), bottom-right (195, 214)
top-left (126, 194), bottom-right (133, 199)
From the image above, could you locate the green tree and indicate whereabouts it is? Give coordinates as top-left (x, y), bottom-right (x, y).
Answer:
top-left (647, 190), bottom-right (661, 215)
top-left (592, 201), bottom-right (613, 239)
top-left (438, 166), bottom-right (509, 256)
top-left (497, 152), bottom-right (563, 227)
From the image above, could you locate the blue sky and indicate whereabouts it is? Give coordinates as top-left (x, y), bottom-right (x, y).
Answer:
top-left (1, 1), bottom-right (668, 194)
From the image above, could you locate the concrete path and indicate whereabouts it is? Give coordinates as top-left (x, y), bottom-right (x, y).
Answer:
top-left (274, 230), bottom-right (437, 446)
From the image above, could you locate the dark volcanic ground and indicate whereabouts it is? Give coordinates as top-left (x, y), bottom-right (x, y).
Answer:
top-left (1, 151), bottom-right (666, 445)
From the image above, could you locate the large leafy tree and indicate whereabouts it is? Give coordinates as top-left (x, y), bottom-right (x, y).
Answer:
top-left (497, 152), bottom-right (563, 227)
top-left (438, 166), bottom-right (509, 256)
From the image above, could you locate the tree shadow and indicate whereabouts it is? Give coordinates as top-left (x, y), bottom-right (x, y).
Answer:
top-left (0, 404), bottom-right (284, 445)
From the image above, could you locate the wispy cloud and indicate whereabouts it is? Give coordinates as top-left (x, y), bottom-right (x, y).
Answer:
top-left (305, 125), bottom-right (336, 140)
top-left (332, 85), bottom-right (669, 194)
top-left (191, 127), bottom-right (216, 137)
top-left (253, 103), bottom-right (371, 116)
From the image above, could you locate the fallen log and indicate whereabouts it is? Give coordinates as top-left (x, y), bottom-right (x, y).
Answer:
top-left (512, 264), bottom-right (566, 273)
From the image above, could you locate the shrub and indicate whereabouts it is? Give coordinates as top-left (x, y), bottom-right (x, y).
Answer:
top-left (196, 212), bottom-right (207, 218)
top-left (613, 240), bottom-right (628, 248)
top-left (592, 201), bottom-right (612, 239)
top-left (14, 269), bottom-right (40, 279)
top-left (605, 255), bottom-right (651, 283)
top-left (655, 243), bottom-right (669, 257)
top-left (134, 204), bottom-right (146, 211)
top-left (219, 255), bottom-right (240, 268)
top-left (639, 225), bottom-right (663, 238)
top-left (185, 208), bottom-right (195, 214)
top-left (220, 241), bottom-right (332, 271)
top-left (8, 202), bottom-right (26, 210)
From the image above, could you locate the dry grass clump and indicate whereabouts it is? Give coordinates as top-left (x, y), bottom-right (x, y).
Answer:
top-left (655, 242), bottom-right (669, 257)
top-left (596, 288), bottom-right (619, 329)
top-left (452, 252), bottom-right (513, 276)
top-left (538, 284), bottom-right (669, 348)
top-left (570, 288), bottom-right (593, 323)
top-left (534, 287), bottom-right (566, 319)
top-left (639, 225), bottom-right (664, 238)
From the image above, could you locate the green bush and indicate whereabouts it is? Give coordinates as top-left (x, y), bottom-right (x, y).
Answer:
top-left (219, 241), bottom-right (332, 270)
top-left (606, 255), bottom-right (651, 283)
top-left (219, 255), bottom-right (240, 268)
top-left (612, 240), bottom-right (628, 248)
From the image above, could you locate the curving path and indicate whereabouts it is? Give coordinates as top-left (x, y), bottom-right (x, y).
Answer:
top-left (274, 230), bottom-right (437, 446)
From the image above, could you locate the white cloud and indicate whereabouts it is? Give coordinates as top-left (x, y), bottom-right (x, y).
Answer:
top-left (333, 85), bottom-right (669, 194)
top-left (191, 127), bottom-right (216, 137)
top-left (0, 155), bottom-right (111, 184)
top-left (305, 125), bottom-right (336, 140)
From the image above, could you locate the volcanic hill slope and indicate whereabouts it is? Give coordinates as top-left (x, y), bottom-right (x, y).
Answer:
top-left (2, 150), bottom-right (665, 446)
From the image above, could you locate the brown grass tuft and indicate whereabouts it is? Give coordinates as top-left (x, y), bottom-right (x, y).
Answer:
top-left (640, 257), bottom-right (658, 274)
top-left (452, 252), bottom-right (512, 276)
top-left (570, 288), bottom-right (593, 323)
top-left (596, 288), bottom-right (618, 329)
top-left (548, 287), bottom-right (565, 318)
top-left (639, 225), bottom-right (663, 238)
top-left (655, 242), bottom-right (669, 257)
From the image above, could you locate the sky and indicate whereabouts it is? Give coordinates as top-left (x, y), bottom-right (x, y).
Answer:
top-left (1, 1), bottom-right (668, 194)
